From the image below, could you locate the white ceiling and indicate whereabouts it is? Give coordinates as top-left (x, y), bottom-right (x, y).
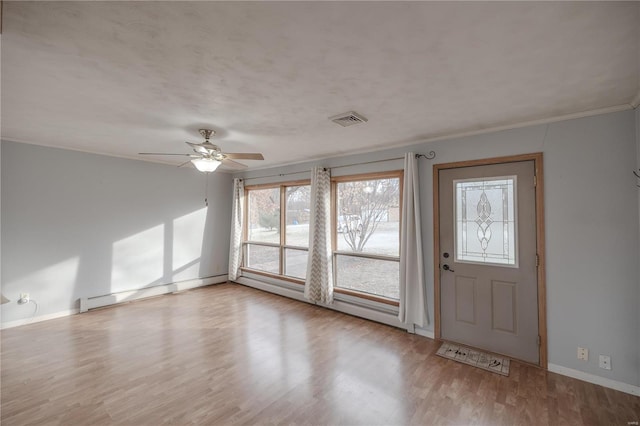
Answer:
top-left (2, 1), bottom-right (639, 170)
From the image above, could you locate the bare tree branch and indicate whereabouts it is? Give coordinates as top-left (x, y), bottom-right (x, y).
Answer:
top-left (338, 178), bottom-right (400, 252)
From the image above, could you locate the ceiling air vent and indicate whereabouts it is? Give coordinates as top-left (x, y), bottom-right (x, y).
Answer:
top-left (329, 111), bottom-right (368, 127)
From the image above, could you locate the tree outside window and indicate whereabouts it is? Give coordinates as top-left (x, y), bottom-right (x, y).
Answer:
top-left (337, 178), bottom-right (400, 256)
top-left (334, 173), bottom-right (402, 300)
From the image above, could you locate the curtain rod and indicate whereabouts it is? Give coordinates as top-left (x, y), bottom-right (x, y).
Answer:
top-left (241, 151), bottom-right (435, 182)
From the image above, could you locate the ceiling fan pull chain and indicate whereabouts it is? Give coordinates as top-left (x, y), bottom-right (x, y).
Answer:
top-left (205, 174), bottom-right (209, 206)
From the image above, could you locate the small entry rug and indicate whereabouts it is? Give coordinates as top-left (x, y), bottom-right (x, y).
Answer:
top-left (436, 342), bottom-right (510, 376)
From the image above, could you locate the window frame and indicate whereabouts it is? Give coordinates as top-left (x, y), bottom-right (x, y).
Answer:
top-left (331, 171), bottom-right (403, 306)
top-left (241, 180), bottom-right (311, 284)
top-left (240, 171), bottom-right (404, 306)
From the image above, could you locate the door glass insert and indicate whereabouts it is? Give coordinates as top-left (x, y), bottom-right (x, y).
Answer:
top-left (454, 176), bottom-right (517, 266)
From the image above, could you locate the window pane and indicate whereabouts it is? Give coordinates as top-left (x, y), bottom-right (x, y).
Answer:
top-left (336, 178), bottom-right (400, 256)
top-left (246, 244), bottom-right (280, 274)
top-left (248, 188), bottom-right (280, 244)
top-left (454, 177), bottom-right (517, 266)
top-left (335, 255), bottom-right (399, 299)
top-left (284, 248), bottom-right (308, 280)
top-left (285, 186), bottom-right (311, 247)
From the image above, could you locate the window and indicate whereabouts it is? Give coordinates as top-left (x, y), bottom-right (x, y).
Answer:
top-left (333, 172), bottom-right (402, 302)
top-left (242, 172), bottom-right (402, 305)
top-left (245, 187), bottom-right (280, 273)
top-left (243, 182), bottom-right (311, 281)
top-left (284, 185), bottom-right (311, 278)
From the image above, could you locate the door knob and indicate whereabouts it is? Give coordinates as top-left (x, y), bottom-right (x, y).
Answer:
top-left (442, 264), bottom-right (455, 272)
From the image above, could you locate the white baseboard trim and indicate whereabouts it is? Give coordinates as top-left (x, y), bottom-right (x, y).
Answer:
top-left (235, 275), bottom-right (306, 302)
top-left (1, 308), bottom-right (80, 330)
top-left (331, 299), bottom-right (403, 329)
top-left (548, 363), bottom-right (640, 396)
top-left (236, 275), bottom-right (410, 332)
top-left (1, 275), bottom-right (228, 329)
top-left (414, 327), bottom-right (435, 339)
top-left (80, 274), bottom-right (228, 312)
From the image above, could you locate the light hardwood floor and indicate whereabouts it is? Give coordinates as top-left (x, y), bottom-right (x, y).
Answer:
top-left (1, 283), bottom-right (638, 425)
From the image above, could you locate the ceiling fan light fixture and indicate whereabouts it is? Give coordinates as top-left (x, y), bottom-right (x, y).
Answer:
top-left (191, 158), bottom-right (221, 172)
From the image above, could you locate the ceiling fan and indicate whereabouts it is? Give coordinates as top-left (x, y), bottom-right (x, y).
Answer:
top-left (139, 129), bottom-right (264, 172)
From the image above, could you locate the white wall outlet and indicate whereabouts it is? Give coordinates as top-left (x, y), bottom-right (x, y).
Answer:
top-left (577, 347), bottom-right (588, 361)
top-left (18, 293), bottom-right (30, 305)
top-left (599, 355), bottom-right (611, 370)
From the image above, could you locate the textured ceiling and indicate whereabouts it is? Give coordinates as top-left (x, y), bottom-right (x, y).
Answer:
top-left (2, 1), bottom-right (639, 170)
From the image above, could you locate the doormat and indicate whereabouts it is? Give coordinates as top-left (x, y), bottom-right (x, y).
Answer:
top-left (436, 342), bottom-right (510, 376)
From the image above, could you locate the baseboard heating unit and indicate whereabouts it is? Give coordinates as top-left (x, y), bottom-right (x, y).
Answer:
top-left (79, 274), bottom-right (228, 312)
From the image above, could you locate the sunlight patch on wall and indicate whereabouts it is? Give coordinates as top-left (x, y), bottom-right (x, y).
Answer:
top-left (1, 256), bottom-right (80, 322)
top-left (172, 208), bottom-right (207, 281)
top-left (112, 224), bottom-right (164, 293)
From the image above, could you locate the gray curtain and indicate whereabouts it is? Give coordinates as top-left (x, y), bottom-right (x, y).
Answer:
top-left (304, 167), bottom-right (333, 304)
top-left (228, 178), bottom-right (244, 281)
top-left (398, 152), bottom-right (429, 329)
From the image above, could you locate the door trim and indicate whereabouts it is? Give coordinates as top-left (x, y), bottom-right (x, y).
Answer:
top-left (433, 153), bottom-right (546, 368)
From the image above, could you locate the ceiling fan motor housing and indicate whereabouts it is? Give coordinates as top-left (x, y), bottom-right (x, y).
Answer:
top-left (199, 129), bottom-right (215, 140)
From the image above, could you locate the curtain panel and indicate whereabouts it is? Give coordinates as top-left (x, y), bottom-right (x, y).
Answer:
top-left (398, 153), bottom-right (429, 329)
top-left (304, 167), bottom-right (333, 304)
top-left (228, 178), bottom-right (244, 281)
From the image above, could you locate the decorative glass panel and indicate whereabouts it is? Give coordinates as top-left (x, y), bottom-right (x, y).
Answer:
top-left (454, 177), bottom-right (517, 266)
top-left (334, 254), bottom-right (399, 299)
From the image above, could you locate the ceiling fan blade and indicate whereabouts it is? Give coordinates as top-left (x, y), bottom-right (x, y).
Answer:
top-left (139, 152), bottom-right (196, 156)
top-left (177, 159), bottom-right (192, 168)
top-left (222, 158), bottom-right (248, 169)
top-left (185, 141), bottom-right (210, 154)
top-left (223, 153), bottom-right (264, 160)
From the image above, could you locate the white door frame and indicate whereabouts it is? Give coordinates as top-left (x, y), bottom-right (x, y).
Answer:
top-left (433, 153), bottom-right (547, 368)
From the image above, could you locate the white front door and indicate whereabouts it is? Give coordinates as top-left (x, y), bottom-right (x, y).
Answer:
top-left (438, 160), bottom-right (539, 364)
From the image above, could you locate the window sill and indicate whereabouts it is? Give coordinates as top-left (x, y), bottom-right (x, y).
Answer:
top-left (239, 268), bottom-right (399, 307)
top-left (333, 287), bottom-right (399, 307)
top-left (240, 267), bottom-right (305, 285)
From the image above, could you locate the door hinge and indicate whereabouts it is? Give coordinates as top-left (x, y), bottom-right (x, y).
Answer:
top-left (536, 254), bottom-right (540, 267)
top-left (537, 335), bottom-right (541, 346)
top-left (533, 175), bottom-right (537, 187)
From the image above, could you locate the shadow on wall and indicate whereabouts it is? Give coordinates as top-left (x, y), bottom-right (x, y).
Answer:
top-left (110, 208), bottom-right (208, 294)
top-left (1, 141), bottom-right (233, 324)
top-left (2, 206), bottom-right (215, 322)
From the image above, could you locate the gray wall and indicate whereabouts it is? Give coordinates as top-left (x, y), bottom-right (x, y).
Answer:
top-left (237, 110), bottom-right (640, 387)
top-left (1, 141), bottom-right (233, 323)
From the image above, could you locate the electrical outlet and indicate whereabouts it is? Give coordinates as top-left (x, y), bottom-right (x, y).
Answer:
top-left (599, 355), bottom-right (611, 370)
top-left (577, 347), bottom-right (588, 361)
top-left (18, 293), bottom-right (30, 305)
